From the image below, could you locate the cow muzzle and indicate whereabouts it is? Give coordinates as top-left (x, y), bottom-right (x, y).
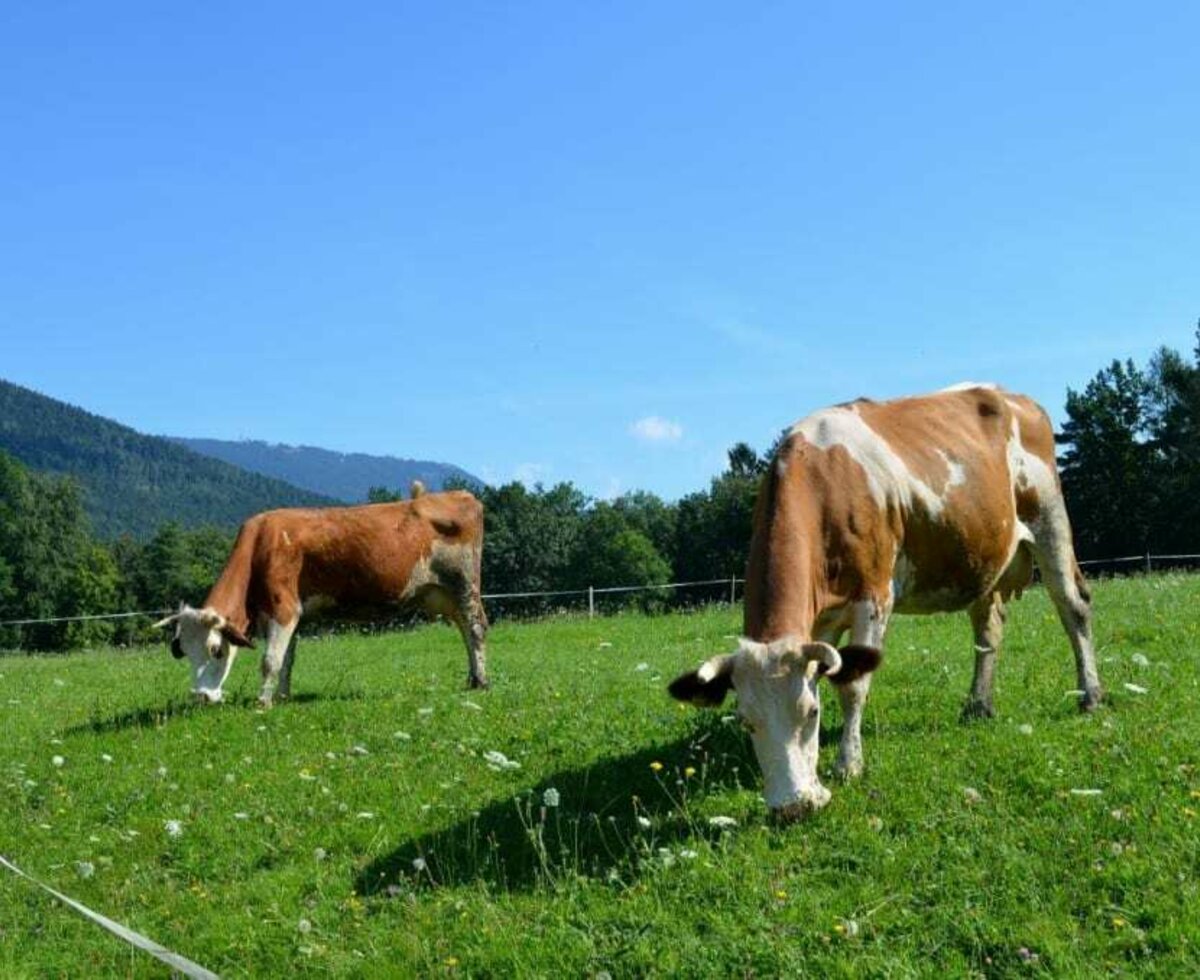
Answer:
top-left (768, 785), bottom-right (832, 823)
top-left (193, 689), bottom-right (224, 705)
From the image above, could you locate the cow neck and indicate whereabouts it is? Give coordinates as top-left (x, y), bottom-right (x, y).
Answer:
top-left (202, 522), bottom-right (257, 636)
top-left (742, 457), bottom-right (826, 643)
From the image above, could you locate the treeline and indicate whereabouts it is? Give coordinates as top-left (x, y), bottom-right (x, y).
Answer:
top-left (4, 323), bottom-right (1199, 652)
top-left (1056, 324), bottom-right (1200, 560)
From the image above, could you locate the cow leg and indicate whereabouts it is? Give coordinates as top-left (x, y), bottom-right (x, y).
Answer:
top-left (1030, 510), bottom-right (1104, 711)
top-left (258, 617), bottom-right (299, 708)
top-left (277, 632), bottom-right (299, 701)
top-left (455, 588), bottom-right (489, 690)
top-left (962, 592), bottom-right (1005, 720)
top-left (834, 597), bottom-right (891, 780)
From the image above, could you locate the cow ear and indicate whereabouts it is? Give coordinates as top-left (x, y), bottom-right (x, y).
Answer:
top-left (220, 623), bottom-right (255, 649)
top-left (668, 654), bottom-right (735, 707)
top-left (825, 645), bottom-right (882, 685)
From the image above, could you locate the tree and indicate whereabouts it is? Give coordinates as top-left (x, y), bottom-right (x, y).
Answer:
top-left (1056, 360), bottom-right (1159, 559)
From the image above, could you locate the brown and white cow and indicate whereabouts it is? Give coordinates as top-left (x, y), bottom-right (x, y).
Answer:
top-left (155, 486), bottom-right (488, 706)
top-left (669, 384), bottom-right (1102, 820)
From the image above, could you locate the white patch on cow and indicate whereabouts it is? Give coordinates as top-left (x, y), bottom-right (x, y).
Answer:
top-left (940, 380), bottom-right (999, 392)
top-left (170, 605), bottom-right (239, 703)
top-left (935, 449), bottom-right (967, 491)
top-left (791, 407), bottom-right (947, 517)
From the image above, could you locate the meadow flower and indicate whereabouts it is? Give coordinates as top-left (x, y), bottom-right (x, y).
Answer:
top-left (684, 766), bottom-right (697, 778)
top-left (707, 816), bottom-right (737, 829)
top-left (867, 815), bottom-right (884, 832)
top-left (543, 787), bottom-right (560, 808)
top-left (101, 754), bottom-right (113, 763)
top-left (962, 787), bottom-right (983, 805)
top-left (297, 918), bottom-right (313, 934)
top-left (634, 662), bottom-right (650, 672)
top-left (233, 812), bottom-right (250, 820)
top-left (636, 816), bottom-right (652, 830)
top-left (313, 848), bottom-right (327, 861)
top-left (76, 861), bottom-right (95, 879)
top-left (350, 745), bottom-right (370, 756)
top-left (357, 812), bottom-right (375, 820)
top-left (679, 849), bottom-right (698, 860)
top-left (1130, 652), bottom-right (1150, 667)
top-left (483, 750), bottom-right (521, 772)
top-left (298, 770), bottom-right (317, 781)
top-left (164, 819), bottom-right (183, 838)
top-left (417, 707), bottom-right (434, 719)
top-left (393, 731), bottom-right (412, 741)
top-left (1123, 683), bottom-right (1148, 695)
top-left (157, 766), bottom-right (168, 778)
top-left (1017, 723), bottom-right (1033, 736)
top-left (51, 756), bottom-right (65, 768)
top-left (412, 857), bottom-right (427, 872)
top-left (649, 761), bottom-right (663, 773)
top-left (460, 700), bottom-right (483, 711)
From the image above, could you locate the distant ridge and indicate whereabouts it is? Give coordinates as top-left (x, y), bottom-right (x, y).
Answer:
top-left (0, 379), bottom-right (338, 539)
top-left (172, 437), bottom-right (483, 502)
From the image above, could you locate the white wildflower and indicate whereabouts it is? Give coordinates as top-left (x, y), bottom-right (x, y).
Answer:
top-left (1070, 788), bottom-right (1103, 796)
top-left (460, 700), bottom-right (483, 711)
top-left (598, 642), bottom-right (612, 649)
top-left (233, 812), bottom-right (250, 820)
top-left (1123, 683), bottom-right (1148, 695)
top-left (75, 861), bottom-right (95, 879)
top-left (224, 773), bottom-right (236, 784)
top-left (157, 766), bottom-right (168, 778)
top-left (164, 820), bottom-right (183, 838)
top-left (707, 816), bottom-right (737, 829)
top-left (962, 787), bottom-right (983, 805)
top-left (483, 750), bottom-right (521, 772)
top-left (657, 848), bottom-right (676, 867)
top-left (101, 754), bottom-right (113, 763)
top-left (412, 857), bottom-right (427, 872)
top-left (543, 787), bottom-right (560, 808)
top-left (350, 745), bottom-right (370, 756)
top-left (866, 815), bottom-right (884, 832)
top-left (1130, 652), bottom-right (1150, 667)
top-left (51, 756), bottom-right (65, 768)
top-left (1017, 723), bottom-right (1034, 736)
top-left (393, 731), bottom-right (412, 741)
top-left (636, 816), bottom-right (652, 830)
top-left (313, 847), bottom-right (327, 861)
top-left (298, 770), bottom-right (317, 781)
top-left (297, 918), bottom-right (312, 935)
top-left (357, 812), bottom-right (375, 820)
top-left (417, 707), bottom-right (434, 719)
top-left (634, 662), bottom-right (650, 672)
top-left (679, 848), bottom-right (698, 860)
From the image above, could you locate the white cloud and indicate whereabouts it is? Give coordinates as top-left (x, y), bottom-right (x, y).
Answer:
top-left (513, 462), bottom-right (551, 486)
top-left (630, 416), bottom-right (683, 444)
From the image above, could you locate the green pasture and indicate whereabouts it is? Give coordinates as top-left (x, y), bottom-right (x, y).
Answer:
top-left (1, 574), bottom-right (1197, 977)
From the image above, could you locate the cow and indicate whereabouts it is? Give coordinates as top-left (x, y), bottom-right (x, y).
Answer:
top-left (668, 384), bottom-right (1102, 821)
top-left (154, 485), bottom-right (488, 706)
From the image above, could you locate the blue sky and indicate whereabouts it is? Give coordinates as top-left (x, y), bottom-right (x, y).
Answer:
top-left (3, 2), bottom-right (1197, 500)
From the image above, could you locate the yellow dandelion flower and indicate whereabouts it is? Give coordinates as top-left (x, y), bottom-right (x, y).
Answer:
top-left (684, 766), bottom-right (696, 778)
top-left (649, 761), bottom-right (664, 772)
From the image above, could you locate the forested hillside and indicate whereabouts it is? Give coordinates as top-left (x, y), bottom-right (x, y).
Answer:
top-left (0, 380), bottom-right (336, 538)
top-left (172, 437), bottom-right (481, 502)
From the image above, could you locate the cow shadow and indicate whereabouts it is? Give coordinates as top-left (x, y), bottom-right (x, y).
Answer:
top-left (65, 698), bottom-right (206, 736)
top-left (355, 714), bottom-right (764, 896)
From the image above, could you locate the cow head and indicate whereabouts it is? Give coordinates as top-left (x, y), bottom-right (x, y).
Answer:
top-left (153, 604), bottom-right (255, 704)
top-left (668, 638), bottom-right (881, 821)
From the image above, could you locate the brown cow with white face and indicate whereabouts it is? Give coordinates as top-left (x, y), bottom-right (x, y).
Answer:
top-left (155, 487), bottom-right (488, 706)
top-left (669, 384), bottom-right (1102, 821)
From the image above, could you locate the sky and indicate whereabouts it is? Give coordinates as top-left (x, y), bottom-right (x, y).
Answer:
top-left (2, 2), bottom-right (1197, 501)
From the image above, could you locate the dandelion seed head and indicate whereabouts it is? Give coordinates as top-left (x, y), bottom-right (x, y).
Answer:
top-left (542, 787), bottom-right (560, 808)
top-left (164, 819), bottom-right (183, 838)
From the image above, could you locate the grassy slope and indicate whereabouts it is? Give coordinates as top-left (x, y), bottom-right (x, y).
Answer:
top-left (0, 575), bottom-right (1197, 978)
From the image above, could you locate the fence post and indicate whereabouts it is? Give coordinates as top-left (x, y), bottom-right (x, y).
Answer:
top-left (1145, 551), bottom-right (1152, 575)
top-left (729, 574), bottom-right (736, 606)
top-left (588, 586), bottom-right (594, 620)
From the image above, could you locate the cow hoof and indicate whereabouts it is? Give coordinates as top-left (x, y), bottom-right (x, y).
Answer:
top-left (467, 677), bottom-right (490, 691)
top-left (835, 759), bottom-right (864, 781)
top-left (960, 700), bottom-right (995, 722)
top-left (257, 696), bottom-right (274, 710)
top-left (1079, 689), bottom-right (1104, 713)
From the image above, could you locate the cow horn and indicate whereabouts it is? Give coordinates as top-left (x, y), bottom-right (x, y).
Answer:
top-left (801, 642), bottom-right (842, 677)
top-left (152, 613), bottom-right (180, 629)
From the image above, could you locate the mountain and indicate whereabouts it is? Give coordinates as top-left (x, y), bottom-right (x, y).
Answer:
top-left (0, 379), bottom-right (338, 539)
top-left (171, 437), bottom-right (483, 503)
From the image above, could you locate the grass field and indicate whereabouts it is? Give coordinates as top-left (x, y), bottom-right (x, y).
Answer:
top-left (1, 574), bottom-right (1198, 977)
